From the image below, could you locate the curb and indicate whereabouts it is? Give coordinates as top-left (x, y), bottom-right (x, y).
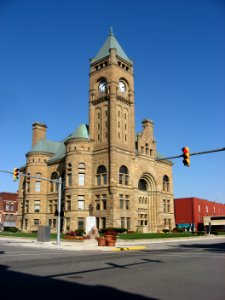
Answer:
top-left (112, 246), bottom-right (146, 251)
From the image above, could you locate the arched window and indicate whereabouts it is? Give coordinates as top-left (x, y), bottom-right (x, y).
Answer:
top-left (96, 165), bottom-right (107, 185)
top-left (35, 173), bottom-right (41, 192)
top-left (119, 165), bottom-right (129, 185)
top-left (67, 163), bottom-right (72, 187)
top-left (138, 179), bottom-right (147, 191)
top-left (163, 175), bottom-right (170, 192)
top-left (50, 172), bottom-right (59, 192)
top-left (78, 162), bottom-right (85, 186)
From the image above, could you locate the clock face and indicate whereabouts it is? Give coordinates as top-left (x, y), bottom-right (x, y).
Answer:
top-left (119, 81), bottom-right (126, 93)
top-left (99, 81), bottom-right (107, 93)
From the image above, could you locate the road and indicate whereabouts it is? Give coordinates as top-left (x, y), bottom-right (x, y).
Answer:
top-left (0, 237), bottom-right (225, 300)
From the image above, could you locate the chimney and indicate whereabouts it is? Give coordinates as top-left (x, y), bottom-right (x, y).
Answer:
top-left (32, 122), bottom-right (47, 147)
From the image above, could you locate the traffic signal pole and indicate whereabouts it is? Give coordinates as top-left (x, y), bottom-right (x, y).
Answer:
top-left (156, 147), bottom-right (225, 162)
top-left (57, 177), bottom-right (62, 246)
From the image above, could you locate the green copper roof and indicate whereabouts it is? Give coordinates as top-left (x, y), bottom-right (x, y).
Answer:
top-left (28, 124), bottom-right (90, 164)
top-left (47, 141), bottom-right (66, 163)
top-left (66, 124), bottom-right (89, 140)
top-left (91, 28), bottom-right (132, 64)
top-left (29, 139), bottom-right (60, 154)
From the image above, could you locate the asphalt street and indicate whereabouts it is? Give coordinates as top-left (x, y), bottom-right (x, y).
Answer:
top-left (0, 237), bottom-right (225, 300)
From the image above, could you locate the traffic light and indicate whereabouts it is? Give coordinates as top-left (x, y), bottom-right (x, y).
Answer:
top-left (182, 147), bottom-right (190, 167)
top-left (13, 168), bottom-right (20, 181)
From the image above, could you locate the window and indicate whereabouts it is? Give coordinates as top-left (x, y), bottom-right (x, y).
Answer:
top-left (125, 195), bottom-right (129, 210)
top-left (95, 195), bottom-right (100, 210)
top-left (163, 199), bottom-right (166, 212)
top-left (138, 179), bottom-right (147, 191)
top-left (145, 143), bottom-right (149, 155)
top-left (78, 163), bottom-right (85, 186)
top-left (78, 174), bottom-right (85, 186)
top-left (66, 218), bottom-right (71, 231)
top-left (6, 202), bottom-right (15, 211)
top-left (48, 200), bottom-right (53, 213)
top-left (66, 196), bottom-right (71, 211)
top-left (163, 175), bottom-right (170, 192)
top-left (67, 164), bottom-right (72, 186)
top-left (163, 199), bottom-right (171, 213)
top-left (101, 217), bottom-right (106, 229)
top-left (35, 173), bottom-right (41, 192)
top-left (78, 217), bottom-right (84, 229)
top-left (121, 217), bottom-right (125, 228)
top-left (50, 172), bottom-right (59, 192)
top-left (167, 200), bottom-right (170, 212)
top-left (127, 217), bottom-right (131, 230)
top-left (96, 165), bottom-right (107, 185)
top-left (34, 200), bottom-right (40, 213)
top-left (119, 165), bottom-right (129, 185)
top-left (119, 194), bottom-right (124, 209)
top-left (78, 196), bottom-right (85, 210)
top-left (27, 173), bottom-right (31, 192)
top-left (34, 219), bottom-right (40, 226)
top-left (102, 194), bottom-right (107, 210)
top-left (25, 200), bottom-right (29, 213)
top-left (138, 213), bottom-right (148, 226)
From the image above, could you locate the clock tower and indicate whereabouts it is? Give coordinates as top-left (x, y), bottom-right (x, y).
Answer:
top-left (89, 29), bottom-right (136, 226)
top-left (89, 28), bottom-right (135, 153)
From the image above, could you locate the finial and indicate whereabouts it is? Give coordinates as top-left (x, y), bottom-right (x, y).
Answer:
top-left (109, 27), bottom-right (114, 36)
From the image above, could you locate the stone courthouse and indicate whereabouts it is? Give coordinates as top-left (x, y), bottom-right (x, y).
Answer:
top-left (17, 29), bottom-right (175, 233)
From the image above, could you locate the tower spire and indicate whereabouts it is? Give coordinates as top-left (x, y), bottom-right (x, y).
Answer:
top-left (109, 27), bottom-right (114, 36)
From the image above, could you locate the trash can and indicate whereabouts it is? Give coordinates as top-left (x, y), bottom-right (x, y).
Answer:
top-left (37, 225), bottom-right (51, 242)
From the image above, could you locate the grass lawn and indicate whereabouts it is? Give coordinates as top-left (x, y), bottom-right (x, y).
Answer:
top-left (0, 231), bottom-right (63, 240)
top-left (117, 232), bottom-right (197, 239)
top-left (0, 231), bottom-right (201, 240)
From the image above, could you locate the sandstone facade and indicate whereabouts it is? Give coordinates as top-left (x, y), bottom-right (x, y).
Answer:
top-left (17, 30), bottom-right (175, 233)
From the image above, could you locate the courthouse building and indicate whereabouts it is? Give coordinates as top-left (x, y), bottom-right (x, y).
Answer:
top-left (17, 29), bottom-right (175, 233)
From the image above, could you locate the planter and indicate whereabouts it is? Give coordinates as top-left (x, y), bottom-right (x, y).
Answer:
top-left (106, 240), bottom-right (116, 247)
top-left (104, 234), bottom-right (116, 242)
top-left (97, 238), bottom-right (106, 246)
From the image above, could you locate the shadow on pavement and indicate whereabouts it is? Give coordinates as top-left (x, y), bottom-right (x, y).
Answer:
top-left (0, 264), bottom-right (158, 300)
top-left (179, 242), bottom-right (225, 252)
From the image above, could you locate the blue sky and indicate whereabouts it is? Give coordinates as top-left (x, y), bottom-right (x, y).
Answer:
top-left (0, 0), bottom-right (225, 202)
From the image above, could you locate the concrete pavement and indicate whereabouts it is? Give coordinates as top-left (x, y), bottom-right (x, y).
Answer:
top-left (1, 234), bottom-right (224, 252)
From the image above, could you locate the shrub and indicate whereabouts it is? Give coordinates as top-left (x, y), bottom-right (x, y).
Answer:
top-left (75, 228), bottom-right (85, 236)
top-left (4, 227), bottom-right (19, 232)
top-left (172, 227), bottom-right (184, 233)
top-left (65, 229), bottom-right (85, 237)
top-left (100, 227), bottom-right (127, 234)
top-left (162, 229), bottom-right (170, 233)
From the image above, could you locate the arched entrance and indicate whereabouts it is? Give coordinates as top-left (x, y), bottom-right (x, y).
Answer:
top-left (137, 173), bottom-right (157, 233)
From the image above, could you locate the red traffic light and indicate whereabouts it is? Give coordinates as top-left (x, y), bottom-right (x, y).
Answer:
top-left (182, 147), bottom-right (190, 167)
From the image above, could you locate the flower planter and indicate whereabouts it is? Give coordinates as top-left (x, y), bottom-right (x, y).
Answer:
top-left (106, 240), bottom-right (116, 247)
top-left (104, 234), bottom-right (116, 242)
top-left (97, 238), bottom-right (106, 246)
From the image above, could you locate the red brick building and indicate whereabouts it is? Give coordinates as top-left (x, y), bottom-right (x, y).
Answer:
top-left (174, 197), bottom-right (225, 231)
top-left (0, 192), bottom-right (18, 227)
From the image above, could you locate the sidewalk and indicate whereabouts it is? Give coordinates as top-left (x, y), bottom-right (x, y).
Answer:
top-left (1, 235), bottom-right (224, 252)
